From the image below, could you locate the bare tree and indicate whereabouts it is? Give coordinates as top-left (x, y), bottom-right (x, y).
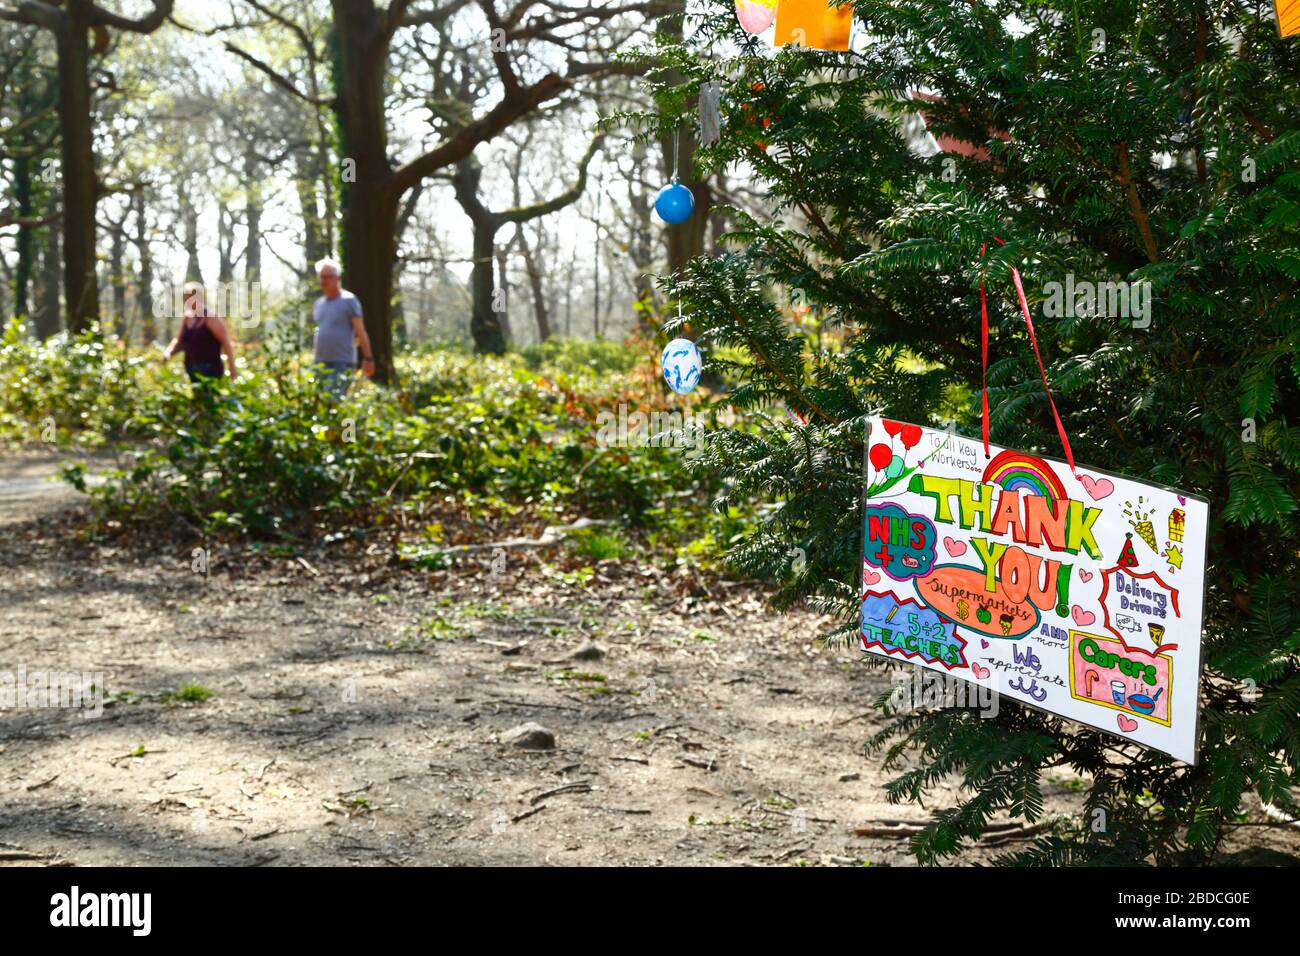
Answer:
top-left (451, 128), bottom-right (601, 352)
top-left (228, 0), bottom-right (666, 378)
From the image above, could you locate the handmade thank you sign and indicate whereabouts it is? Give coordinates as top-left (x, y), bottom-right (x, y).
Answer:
top-left (861, 417), bottom-right (1208, 763)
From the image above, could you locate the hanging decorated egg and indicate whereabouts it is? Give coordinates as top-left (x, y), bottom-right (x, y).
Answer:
top-left (661, 338), bottom-right (703, 394)
top-left (735, 0), bottom-right (777, 34)
top-left (654, 182), bottom-right (695, 224)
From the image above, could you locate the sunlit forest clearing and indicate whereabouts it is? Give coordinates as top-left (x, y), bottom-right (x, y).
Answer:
top-left (2, 0), bottom-right (1299, 871)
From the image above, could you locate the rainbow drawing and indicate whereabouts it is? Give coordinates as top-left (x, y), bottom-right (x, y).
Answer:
top-left (982, 450), bottom-right (1068, 502)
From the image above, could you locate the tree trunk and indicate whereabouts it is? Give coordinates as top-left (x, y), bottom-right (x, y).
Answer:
top-left (519, 225), bottom-right (550, 342)
top-left (564, 243), bottom-right (576, 336)
top-left (133, 189), bottom-right (154, 345)
top-left (13, 152), bottom-right (33, 319)
top-left (417, 266), bottom-right (429, 343)
top-left (467, 213), bottom-right (505, 353)
top-left (243, 143), bottom-right (262, 285)
top-left (55, 5), bottom-right (99, 331)
top-left (332, 0), bottom-right (399, 380)
top-left (34, 218), bottom-right (61, 339)
top-left (296, 148), bottom-right (326, 279)
top-left (654, 2), bottom-right (709, 274)
top-left (390, 182), bottom-right (423, 350)
top-left (340, 180), bottom-right (398, 374)
top-left (451, 158), bottom-right (507, 354)
top-left (109, 222), bottom-right (127, 338)
top-left (181, 185), bottom-right (203, 284)
top-left (627, 137), bottom-right (656, 326)
top-left (11, 49), bottom-right (41, 321)
top-left (391, 267), bottom-right (407, 347)
top-left (217, 200), bottom-right (236, 284)
top-left (592, 179), bottom-right (602, 338)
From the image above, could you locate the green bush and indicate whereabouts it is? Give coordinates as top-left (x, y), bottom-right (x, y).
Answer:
top-left (0, 318), bottom-right (159, 445)
top-left (0, 330), bottom-right (733, 556)
top-left (519, 336), bottom-right (645, 378)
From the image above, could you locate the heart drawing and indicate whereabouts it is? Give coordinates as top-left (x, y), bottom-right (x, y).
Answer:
top-left (971, 662), bottom-right (990, 680)
top-left (1078, 570), bottom-right (1094, 583)
top-left (1117, 714), bottom-right (1139, 733)
top-left (1071, 605), bottom-right (1096, 627)
top-left (944, 536), bottom-right (967, 557)
top-left (862, 566), bottom-right (881, 585)
top-left (980, 639), bottom-right (990, 649)
top-left (1079, 474), bottom-right (1115, 501)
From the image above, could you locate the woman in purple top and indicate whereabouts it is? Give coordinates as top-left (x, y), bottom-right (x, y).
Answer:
top-left (163, 283), bottom-right (238, 387)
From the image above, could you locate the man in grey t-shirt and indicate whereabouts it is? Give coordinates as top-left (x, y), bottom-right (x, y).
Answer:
top-left (312, 258), bottom-right (375, 396)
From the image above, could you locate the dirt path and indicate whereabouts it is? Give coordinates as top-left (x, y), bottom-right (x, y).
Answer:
top-left (0, 449), bottom-right (110, 525)
top-left (1, 452), bottom-right (1292, 866)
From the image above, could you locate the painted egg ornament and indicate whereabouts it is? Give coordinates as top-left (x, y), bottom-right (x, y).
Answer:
top-left (735, 0), bottom-right (777, 34)
top-left (661, 338), bottom-right (703, 394)
top-left (654, 181), bottom-right (695, 224)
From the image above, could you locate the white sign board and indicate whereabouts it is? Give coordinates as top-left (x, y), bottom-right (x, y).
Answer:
top-left (861, 418), bottom-right (1208, 763)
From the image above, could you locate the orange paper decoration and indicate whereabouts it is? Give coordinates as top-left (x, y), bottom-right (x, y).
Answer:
top-left (1278, 1), bottom-right (1300, 37)
top-left (773, 0), bottom-right (853, 51)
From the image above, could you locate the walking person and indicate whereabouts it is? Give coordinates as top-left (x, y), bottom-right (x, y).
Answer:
top-left (312, 258), bottom-right (375, 397)
top-left (162, 282), bottom-right (238, 392)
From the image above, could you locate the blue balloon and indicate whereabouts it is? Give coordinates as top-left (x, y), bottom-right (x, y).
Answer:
top-left (654, 182), bottom-right (695, 224)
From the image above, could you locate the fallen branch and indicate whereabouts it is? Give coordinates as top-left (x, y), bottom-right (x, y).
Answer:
top-left (529, 782), bottom-right (592, 806)
top-left (436, 518), bottom-right (616, 556)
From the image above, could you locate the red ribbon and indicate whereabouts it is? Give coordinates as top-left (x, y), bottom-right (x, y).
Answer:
top-left (979, 243), bottom-right (990, 456)
top-left (979, 238), bottom-right (1077, 475)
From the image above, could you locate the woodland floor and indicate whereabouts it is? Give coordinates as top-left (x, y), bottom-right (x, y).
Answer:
top-left (1, 448), bottom-right (1297, 867)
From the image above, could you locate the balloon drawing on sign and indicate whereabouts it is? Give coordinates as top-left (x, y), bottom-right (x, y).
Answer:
top-left (868, 419), bottom-right (938, 494)
top-left (661, 338), bottom-right (702, 394)
top-left (654, 182), bottom-right (695, 224)
top-left (735, 0), bottom-right (777, 33)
